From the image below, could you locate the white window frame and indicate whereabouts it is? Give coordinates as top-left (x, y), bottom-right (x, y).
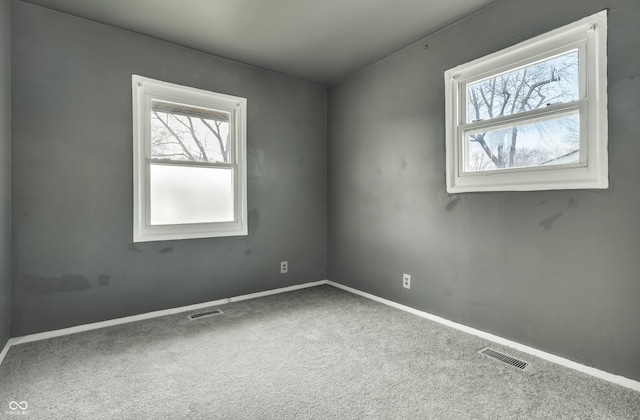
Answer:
top-left (132, 75), bottom-right (248, 242)
top-left (444, 11), bottom-right (608, 193)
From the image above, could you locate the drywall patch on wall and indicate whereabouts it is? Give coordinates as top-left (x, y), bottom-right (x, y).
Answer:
top-left (445, 196), bottom-right (461, 211)
top-left (538, 197), bottom-right (578, 231)
top-left (17, 274), bottom-right (92, 295)
top-left (248, 149), bottom-right (265, 178)
top-left (126, 243), bottom-right (143, 253)
top-left (98, 275), bottom-right (111, 286)
top-left (238, 209), bottom-right (260, 250)
top-left (248, 208), bottom-right (260, 234)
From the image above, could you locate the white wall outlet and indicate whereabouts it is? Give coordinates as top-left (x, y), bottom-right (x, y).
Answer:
top-left (403, 273), bottom-right (411, 289)
top-left (280, 261), bottom-right (288, 274)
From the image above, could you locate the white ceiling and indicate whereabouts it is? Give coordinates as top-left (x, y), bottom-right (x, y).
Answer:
top-left (21, 0), bottom-right (500, 85)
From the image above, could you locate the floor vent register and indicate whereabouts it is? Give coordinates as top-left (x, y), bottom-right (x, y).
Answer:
top-left (187, 309), bottom-right (224, 321)
top-left (478, 347), bottom-right (531, 371)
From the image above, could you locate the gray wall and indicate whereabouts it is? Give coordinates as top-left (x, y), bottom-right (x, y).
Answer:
top-left (0, 0), bottom-right (11, 349)
top-left (328, 0), bottom-right (640, 381)
top-left (11, 1), bottom-right (327, 336)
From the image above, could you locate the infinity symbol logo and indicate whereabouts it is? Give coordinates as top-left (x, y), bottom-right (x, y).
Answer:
top-left (9, 401), bottom-right (28, 410)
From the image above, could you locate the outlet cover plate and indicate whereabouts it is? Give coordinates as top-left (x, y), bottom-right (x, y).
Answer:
top-left (403, 273), bottom-right (411, 289)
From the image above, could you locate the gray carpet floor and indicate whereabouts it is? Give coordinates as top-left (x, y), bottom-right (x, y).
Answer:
top-left (1, 285), bottom-right (639, 419)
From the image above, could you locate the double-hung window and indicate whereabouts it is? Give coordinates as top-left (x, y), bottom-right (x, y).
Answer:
top-left (132, 75), bottom-right (247, 242)
top-left (444, 11), bottom-right (608, 193)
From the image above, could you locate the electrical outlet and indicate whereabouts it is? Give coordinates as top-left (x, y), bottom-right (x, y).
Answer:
top-left (280, 261), bottom-right (288, 274)
top-left (403, 273), bottom-right (411, 289)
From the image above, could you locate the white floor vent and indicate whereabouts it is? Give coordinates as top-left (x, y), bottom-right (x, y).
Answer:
top-left (478, 347), bottom-right (531, 371)
top-left (187, 309), bottom-right (224, 321)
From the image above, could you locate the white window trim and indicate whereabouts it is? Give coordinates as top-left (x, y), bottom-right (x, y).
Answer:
top-left (132, 75), bottom-right (248, 242)
top-left (444, 10), bottom-right (608, 193)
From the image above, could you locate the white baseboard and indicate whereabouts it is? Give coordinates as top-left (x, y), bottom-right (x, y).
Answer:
top-left (327, 280), bottom-right (640, 393)
top-left (0, 338), bottom-right (12, 367)
top-left (2, 279), bottom-right (638, 394)
top-left (0, 280), bottom-right (329, 367)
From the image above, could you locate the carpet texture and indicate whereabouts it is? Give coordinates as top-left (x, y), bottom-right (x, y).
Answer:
top-left (1, 285), bottom-right (639, 419)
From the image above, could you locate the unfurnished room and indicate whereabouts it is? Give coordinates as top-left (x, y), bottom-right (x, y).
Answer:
top-left (0, 0), bottom-right (639, 418)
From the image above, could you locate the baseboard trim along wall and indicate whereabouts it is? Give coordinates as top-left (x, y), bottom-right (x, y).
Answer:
top-left (0, 280), bottom-right (328, 366)
top-left (326, 281), bottom-right (640, 393)
top-left (1, 279), bottom-right (638, 393)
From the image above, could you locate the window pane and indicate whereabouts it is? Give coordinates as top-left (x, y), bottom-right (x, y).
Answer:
top-left (467, 50), bottom-right (579, 123)
top-left (149, 164), bottom-right (234, 225)
top-left (466, 113), bottom-right (580, 172)
top-left (150, 100), bottom-right (231, 164)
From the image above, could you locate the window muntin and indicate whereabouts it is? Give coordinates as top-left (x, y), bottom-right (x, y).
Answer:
top-left (444, 11), bottom-right (607, 193)
top-left (132, 75), bottom-right (247, 242)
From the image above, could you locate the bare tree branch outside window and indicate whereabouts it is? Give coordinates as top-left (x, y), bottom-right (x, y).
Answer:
top-left (150, 104), bottom-right (230, 164)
